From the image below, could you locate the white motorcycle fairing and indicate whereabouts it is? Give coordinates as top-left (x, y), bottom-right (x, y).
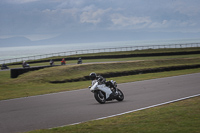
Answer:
top-left (90, 82), bottom-right (112, 99)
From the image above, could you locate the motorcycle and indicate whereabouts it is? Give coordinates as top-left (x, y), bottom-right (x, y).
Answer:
top-left (89, 79), bottom-right (124, 104)
top-left (1, 64), bottom-right (9, 70)
top-left (22, 63), bottom-right (30, 68)
top-left (77, 58), bottom-right (82, 64)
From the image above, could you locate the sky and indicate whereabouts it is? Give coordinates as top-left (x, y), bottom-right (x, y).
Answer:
top-left (0, 0), bottom-right (200, 45)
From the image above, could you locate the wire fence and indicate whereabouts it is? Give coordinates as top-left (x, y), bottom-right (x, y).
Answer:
top-left (1, 43), bottom-right (200, 64)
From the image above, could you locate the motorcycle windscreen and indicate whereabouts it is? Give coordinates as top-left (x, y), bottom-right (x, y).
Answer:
top-left (90, 82), bottom-right (98, 92)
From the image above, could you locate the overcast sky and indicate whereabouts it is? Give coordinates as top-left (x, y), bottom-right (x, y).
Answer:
top-left (0, 0), bottom-right (200, 42)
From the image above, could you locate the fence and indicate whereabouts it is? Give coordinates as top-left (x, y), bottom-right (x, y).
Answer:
top-left (1, 43), bottom-right (200, 64)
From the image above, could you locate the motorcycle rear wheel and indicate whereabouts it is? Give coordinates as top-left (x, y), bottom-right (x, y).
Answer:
top-left (116, 89), bottom-right (124, 101)
top-left (94, 90), bottom-right (106, 104)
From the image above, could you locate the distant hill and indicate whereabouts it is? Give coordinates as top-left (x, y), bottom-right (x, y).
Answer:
top-left (0, 31), bottom-right (147, 47)
top-left (1, 31), bottom-right (200, 47)
top-left (0, 37), bottom-right (33, 47)
top-left (35, 31), bottom-right (143, 45)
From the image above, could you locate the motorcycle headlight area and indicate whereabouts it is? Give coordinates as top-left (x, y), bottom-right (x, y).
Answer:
top-left (111, 80), bottom-right (117, 87)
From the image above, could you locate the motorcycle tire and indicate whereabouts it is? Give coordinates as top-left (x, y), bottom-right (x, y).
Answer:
top-left (116, 89), bottom-right (124, 101)
top-left (94, 90), bottom-right (106, 104)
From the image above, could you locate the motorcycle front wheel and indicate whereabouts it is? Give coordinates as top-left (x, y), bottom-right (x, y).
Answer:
top-left (94, 90), bottom-right (106, 104)
top-left (116, 89), bottom-right (124, 101)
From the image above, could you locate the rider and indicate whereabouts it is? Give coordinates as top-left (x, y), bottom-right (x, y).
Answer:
top-left (89, 72), bottom-right (106, 85)
top-left (61, 58), bottom-right (66, 65)
top-left (77, 57), bottom-right (82, 64)
top-left (50, 59), bottom-right (54, 66)
top-left (89, 72), bottom-right (116, 92)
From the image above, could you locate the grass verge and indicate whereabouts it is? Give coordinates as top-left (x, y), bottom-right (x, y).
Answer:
top-left (10, 58), bottom-right (200, 83)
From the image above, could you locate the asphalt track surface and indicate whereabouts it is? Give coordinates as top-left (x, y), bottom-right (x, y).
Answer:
top-left (0, 73), bottom-right (200, 133)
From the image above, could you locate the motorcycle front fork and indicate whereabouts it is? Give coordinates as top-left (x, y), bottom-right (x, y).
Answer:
top-left (111, 87), bottom-right (118, 96)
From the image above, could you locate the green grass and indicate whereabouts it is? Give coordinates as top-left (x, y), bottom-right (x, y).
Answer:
top-left (28, 96), bottom-right (200, 133)
top-left (11, 58), bottom-right (200, 83)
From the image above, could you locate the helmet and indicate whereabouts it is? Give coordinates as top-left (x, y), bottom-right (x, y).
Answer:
top-left (89, 72), bottom-right (97, 80)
